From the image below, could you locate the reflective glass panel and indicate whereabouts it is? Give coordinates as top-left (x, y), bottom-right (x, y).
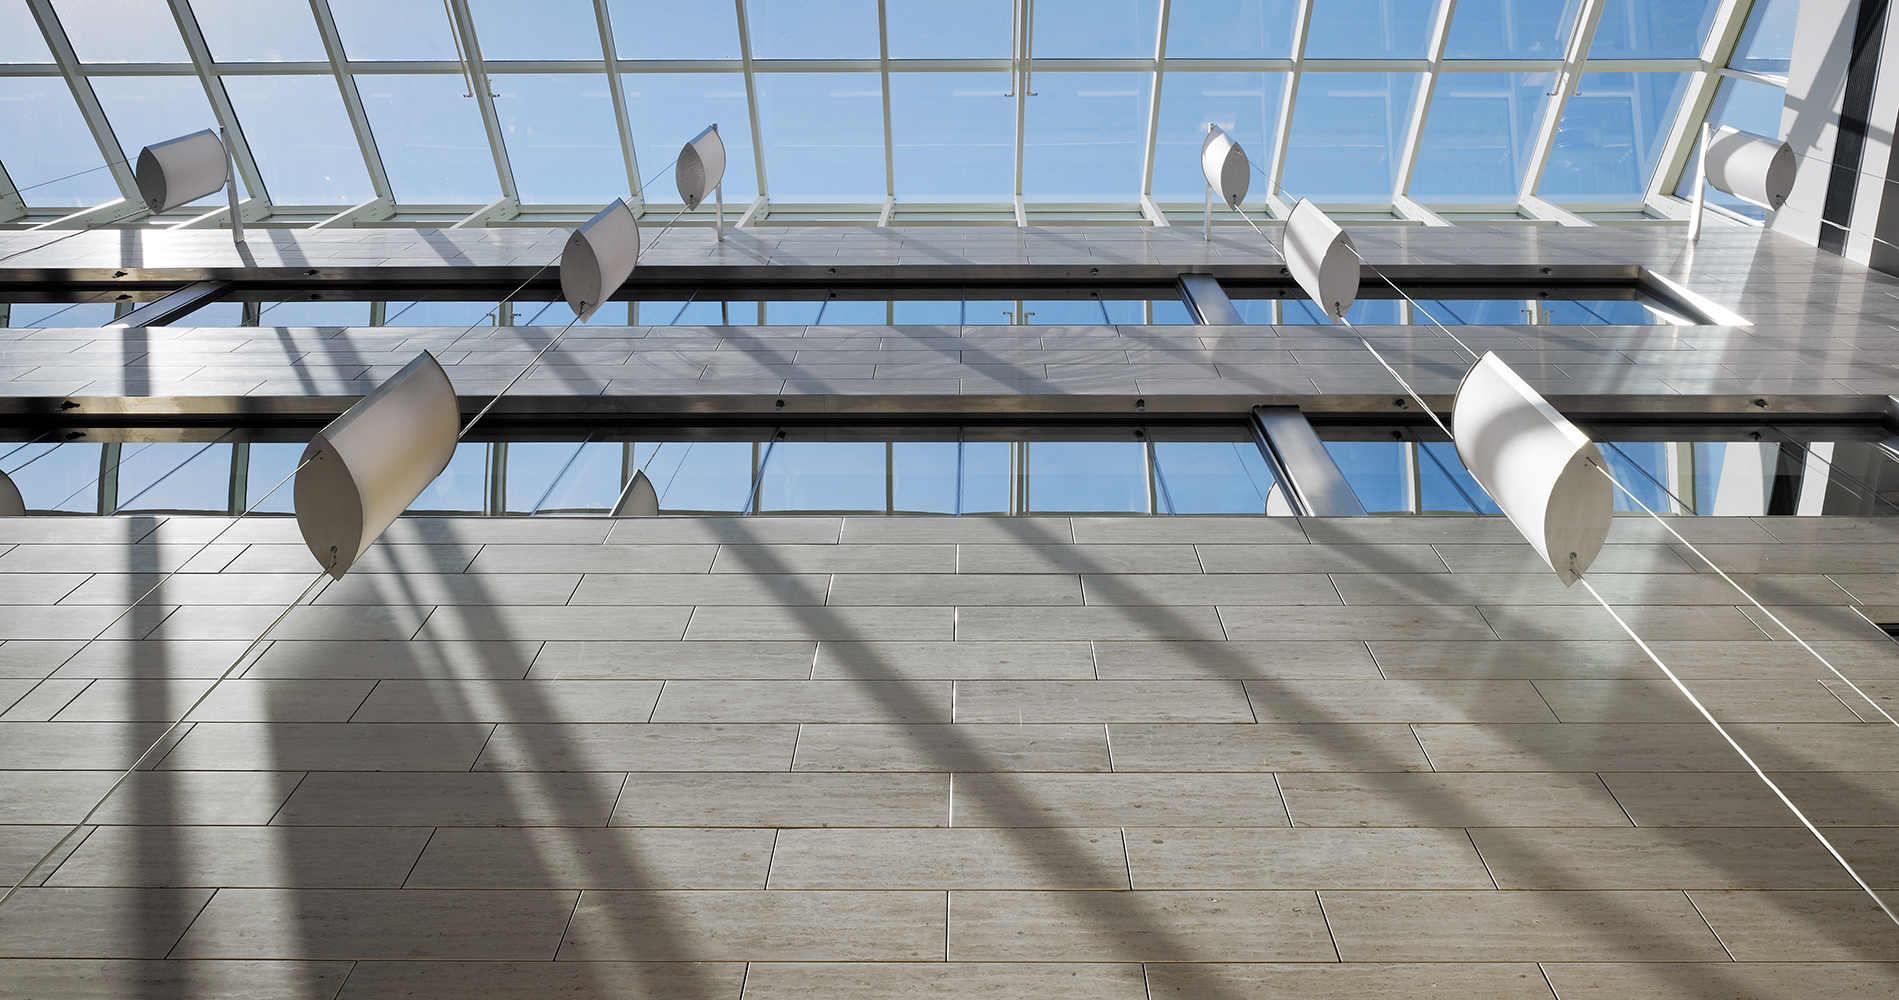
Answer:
top-left (53, 0), bottom-right (188, 62)
top-left (1033, 0), bottom-right (1163, 58)
top-left (0, 78), bottom-right (117, 207)
top-left (468, 0), bottom-right (601, 60)
top-left (886, 0), bottom-right (1012, 58)
top-left (494, 74), bottom-right (626, 205)
top-left (1151, 72), bottom-right (1285, 202)
top-left (1442, 0), bottom-right (1579, 58)
top-left (607, 0), bottom-right (742, 59)
top-left (385, 299), bottom-right (504, 325)
top-left (357, 74), bottom-right (501, 203)
top-left (415, 443), bottom-right (489, 512)
top-left (191, 0), bottom-right (327, 61)
top-left (894, 300), bottom-right (964, 325)
top-left (1410, 73), bottom-right (1554, 202)
top-left (1324, 440), bottom-right (1413, 513)
top-left (504, 442), bottom-right (586, 513)
top-left (245, 442), bottom-right (304, 513)
top-left (1026, 441), bottom-right (1149, 513)
top-left (1672, 77), bottom-right (1787, 220)
top-left (328, 0), bottom-right (460, 60)
top-left (892, 441), bottom-right (959, 513)
top-left (1165, 0), bottom-right (1298, 59)
top-left (1303, 0), bottom-right (1440, 58)
top-left (890, 72), bottom-right (1016, 202)
top-left (1152, 439), bottom-right (1284, 514)
top-left (92, 77), bottom-right (252, 200)
top-left (5, 296), bottom-right (119, 327)
top-left (1022, 72), bottom-right (1151, 200)
top-left (755, 73), bottom-right (885, 202)
top-left (1538, 72), bottom-right (1689, 202)
top-left (960, 440), bottom-right (1013, 513)
top-left (622, 74), bottom-right (758, 202)
top-left (1731, 0), bottom-right (1798, 74)
top-left (639, 441), bottom-right (755, 512)
top-left (224, 75), bottom-right (374, 205)
top-left (1418, 441), bottom-right (1498, 513)
top-left (1280, 297), bottom-right (1403, 324)
top-left (3, 441), bottom-right (102, 512)
top-left (1588, 0), bottom-right (1722, 58)
top-left (536, 442), bottom-right (625, 513)
top-left (1281, 73), bottom-right (1422, 202)
top-left (257, 298), bottom-right (371, 326)
top-left (747, 0), bottom-right (880, 59)
top-left (757, 442), bottom-right (886, 512)
top-left (116, 442), bottom-right (232, 513)
top-left (0, 0), bottom-right (53, 62)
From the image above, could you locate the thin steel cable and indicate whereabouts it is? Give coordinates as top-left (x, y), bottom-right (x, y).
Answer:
top-left (1339, 316), bottom-right (1454, 439)
top-left (1589, 459), bottom-right (1899, 729)
top-left (1337, 240), bottom-right (1483, 361)
top-left (0, 429), bottom-right (58, 467)
top-left (457, 314), bottom-right (584, 440)
top-left (1576, 574), bottom-right (1899, 928)
top-left (0, 567), bottom-right (331, 911)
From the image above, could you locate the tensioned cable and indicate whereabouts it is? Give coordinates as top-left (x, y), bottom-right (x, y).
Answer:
top-left (0, 430), bottom-right (58, 468)
top-left (457, 313), bottom-right (585, 440)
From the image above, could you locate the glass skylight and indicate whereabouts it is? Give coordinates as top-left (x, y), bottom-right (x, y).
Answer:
top-left (1410, 73), bottom-right (1553, 201)
top-left (0, 1), bottom-right (53, 63)
top-left (52, 0), bottom-right (189, 63)
top-left (1442, 0), bottom-right (1579, 59)
top-left (1303, 0), bottom-right (1441, 59)
top-left (190, 0), bottom-right (327, 63)
top-left (466, 0), bottom-right (602, 62)
top-left (1165, 0), bottom-right (1299, 59)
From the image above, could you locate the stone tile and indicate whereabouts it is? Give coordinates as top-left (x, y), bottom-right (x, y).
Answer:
top-left (0, 639), bottom-right (85, 678)
top-left (1475, 604), bottom-right (1765, 642)
top-left (221, 544), bottom-right (481, 574)
top-left (812, 641), bottom-right (1096, 679)
top-left (612, 772), bottom-right (948, 827)
top-left (604, 519), bottom-right (843, 544)
top-left (1433, 543), bottom-right (1695, 574)
top-left (337, 961), bottom-right (743, 1000)
top-left (950, 772), bottom-right (1285, 827)
top-left (684, 605), bottom-right (953, 640)
top-left (556, 889), bottom-right (944, 961)
top-left (0, 887), bottom-right (215, 958)
top-left (1196, 543), bottom-right (1451, 575)
top-left (792, 723), bottom-right (1111, 772)
top-left (1600, 771), bottom-right (1899, 828)
top-left (651, 680), bottom-right (952, 723)
top-left (90, 770), bottom-right (304, 825)
top-left (475, 723), bottom-right (799, 771)
top-left (843, 517), bottom-right (1074, 543)
top-left (1540, 962), bottom-right (1899, 1000)
top-left (1471, 825), bottom-right (1858, 890)
top-left (953, 679), bottom-right (1253, 722)
top-left (530, 640), bottom-right (817, 679)
top-left (1079, 574), bottom-right (1340, 605)
top-left (955, 606), bottom-right (1227, 641)
top-left (1143, 963), bottom-right (1557, 1000)
top-left (1280, 771), bottom-right (1630, 828)
top-left (1069, 516), bottom-right (1309, 544)
top-left (710, 543), bottom-right (957, 574)
top-left (1091, 640), bottom-right (1381, 680)
top-left (1241, 679), bottom-right (1557, 723)
top-left (170, 888), bottom-right (579, 960)
top-left (1127, 828), bottom-right (1494, 889)
top-left (568, 573), bottom-right (830, 605)
top-left (0, 722), bottom-right (177, 769)
top-left (0, 678), bottom-right (88, 720)
top-left (1107, 724), bottom-right (1432, 772)
top-left (768, 828), bottom-right (1129, 889)
top-left (0, 771), bottom-right (123, 825)
top-left (1411, 723), bottom-right (1740, 772)
top-left (403, 826), bottom-right (776, 888)
top-left (465, 544), bottom-right (719, 574)
top-left (740, 962), bottom-right (1148, 1000)
top-left (150, 605), bottom-right (430, 642)
top-left (245, 640), bottom-right (543, 679)
top-left (826, 574), bottom-right (1085, 606)
top-left (47, 826), bottom-right (432, 888)
top-left (1532, 679), bottom-right (1864, 723)
top-left (417, 606), bottom-right (693, 641)
top-left (312, 574), bottom-right (583, 606)
top-left (0, 960), bottom-right (355, 1000)
top-left (949, 890), bottom-right (1333, 961)
top-left (273, 771), bottom-right (625, 827)
top-left (348, 679), bottom-right (664, 723)
top-left (1687, 890), bottom-right (1899, 961)
top-left (1219, 605), bottom-right (1497, 641)
top-left (159, 722), bottom-right (494, 771)
top-left (1320, 890), bottom-right (1730, 961)
top-left (956, 544), bottom-right (1204, 574)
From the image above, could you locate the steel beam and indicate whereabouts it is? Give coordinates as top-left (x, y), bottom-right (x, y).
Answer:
top-left (106, 280), bottom-right (231, 326)
top-left (877, 0), bottom-right (895, 200)
top-left (1393, 193), bottom-right (1452, 226)
top-left (450, 196), bottom-right (520, 229)
top-left (1520, 193), bottom-right (1593, 226)
top-left (1140, 194), bottom-right (1170, 226)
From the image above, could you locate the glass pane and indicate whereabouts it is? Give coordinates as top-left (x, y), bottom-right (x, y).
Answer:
top-left (890, 72), bottom-right (1015, 202)
top-left (91, 77), bottom-right (251, 201)
top-left (1443, 0), bottom-right (1579, 58)
top-left (52, 0), bottom-right (188, 62)
top-left (386, 299), bottom-right (503, 325)
top-left (1151, 72), bottom-right (1285, 202)
top-left (961, 441), bottom-right (1013, 513)
top-left (0, 0), bottom-right (53, 62)
top-left (1280, 298), bottom-right (1402, 324)
top-left (503, 442), bottom-right (584, 513)
top-left (257, 299), bottom-right (371, 326)
top-left (894, 300), bottom-right (963, 324)
top-left (1588, 0), bottom-right (1722, 59)
top-left (816, 298), bottom-right (890, 324)
top-left (1410, 73), bottom-right (1554, 202)
top-left (1021, 298), bottom-right (1109, 324)
top-left (766, 300), bottom-right (824, 324)
top-left (640, 441), bottom-right (755, 513)
top-left (757, 442), bottom-right (886, 512)
top-left (623, 74), bottom-right (758, 202)
top-left (1413, 297), bottom-right (1533, 324)
top-left (225, 75), bottom-right (374, 205)
top-left (468, 0), bottom-right (601, 60)
top-left (116, 442), bottom-right (232, 513)
top-left (1033, 0), bottom-right (1163, 58)
top-left (1281, 73), bottom-right (1422, 202)
top-left (1022, 72), bottom-right (1151, 200)
top-left (1538, 72), bottom-right (1689, 202)
top-left (191, 0), bottom-right (327, 62)
top-left (328, 0), bottom-right (460, 61)
top-left (886, 0), bottom-right (1012, 58)
top-left (1417, 441), bottom-right (1498, 513)
top-left (754, 73), bottom-right (884, 202)
top-left (518, 299), bottom-right (580, 326)
top-left (607, 0), bottom-right (741, 60)
top-left (1672, 77), bottom-right (1787, 219)
top-left (1731, 0), bottom-right (1798, 74)
top-left (1303, 0), bottom-right (1441, 58)
top-left (536, 442), bottom-right (625, 513)
top-left (747, 0), bottom-right (880, 59)
top-left (1166, 0), bottom-right (1298, 59)
top-left (1026, 441), bottom-right (1148, 513)
top-left (892, 442), bottom-right (959, 513)
top-left (3, 442), bottom-right (103, 512)
top-left (4, 296), bottom-right (118, 327)
top-left (358, 74), bottom-right (501, 204)
top-left (1325, 440), bottom-right (1412, 513)
top-left (1599, 440), bottom-right (1677, 513)
top-left (494, 74), bottom-right (626, 205)
top-left (246, 443), bottom-right (305, 513)
top-left (414, 443), bottom-right (489, 512)
top-left (0, 78), bottom-right (117, 207)
top-left (1153, 441), bottom-right (1284, 514)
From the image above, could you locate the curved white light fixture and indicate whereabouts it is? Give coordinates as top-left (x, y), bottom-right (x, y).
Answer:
top-left (611, 469), bottom-right (659, 516)
top-left (678, 124), bottom-right (727, 242)
top-left (134, 128), bottom-right (244, 244)
top-left (0, 469), bottom-right (23, 517)
top-left (1690, 124), bottom-right (1796, 243)
top-left (1201, 125), bottom-right (1250, 240)
top-left (560, 199), bottom-right (641, 323)
top-left (1281, 198), bottom-right (1359, 322)
top-left (295, 352), bottom-right (460, 579)
top-left (1453, 352), bottom-right (1612, 586)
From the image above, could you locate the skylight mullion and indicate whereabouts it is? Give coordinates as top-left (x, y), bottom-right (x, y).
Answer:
top-left (1139, 0), bottom-right (1171, 200)
top-left (1267, 0), bottom-right (1315, 207)
top-left (446, 0), bottom-right (519, 207)
top-left (878, 0), bottom-right (894, 204)
top-left (734, 0), bottom-right (770, 212)
top-left (1644, 0), bottom-right (1757, 204)
top-left (1518, 0), bottom-right (1608, 202)
top-left (1012, 0), bottom-right (1027, 215)
top-left (1394, 0), bottom-right (1458, 200)
top-left (168, 0), bottom-right (272, 217)
top-left (25, 0), bottom-right (138, 202)
top-left (308, 0), bottom-right (394, 204)
top-left (590, 0), bottom-right (643, 210)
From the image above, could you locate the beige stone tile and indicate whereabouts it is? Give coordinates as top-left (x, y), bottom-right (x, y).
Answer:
top-left (843, 516), bottom-right (1074, 543)
top-left (1412, 723), bottom-right (1742, 772)
top-left (1688, 890), bottom-right (1899, 960)
top-left (1071, 516), bottom-right (1309, 544)
top-left (475, 723), bottom-right (798, 771)
top-left (827, 573), bottom-right (1084, 606)
top-left (1241, 679), bottom-right (1557, 723)
top-left (768, 828), bottom-right (1129, 889)
top-left (954, 680), bottom-right (1253, 723)
top-left (1127, 828), bottom-right (1493, 889)
top-left (1220, 605), bottom-right (1497, 641)
top-left (710, 543), bottom-right (956, 574)
top-left (0, 639), bottom-right (86, 679)
top-left (612, 772), bottom-right (948, 827)
top-left (1196, 544), bottom-right (1450, 575)
top-left (957, 544), bottom-right (1203, 574)
top-left (556, 889), bottom-right (944, 961)
top-left (47, 826), bottom-right (432, 888)
top-left (338, 961), bottom-right (745, 1000)
top-left (0, 960), bottom-right (355, 1000)
top-left (813, 641), bottom-right (1096, 679)
top-left (0, 721), bottom-right (179, 769)
top-left (1476, 605), bottom-right (1766, 642)
top-left (0, 771), bottom-right (124, 825)
top-left (404, 826), bottom-right (775, 888)
top-left (1533, 679), bottom-right (1863, 723)
top-left (170, 888), bottom-right (578, 960)
top-left (0, 887), bottom-right (215, 958)
top-left (604, 518), bottom-right (843, 545)
top-left (1470, 826), bottom-right (1854, 889)
top-left (792, 723), bottom-right (1110, 772)
top-left (1724, 723), bottom-right (1899, 771)
top-left (739, 962), bottom-right (1147, 1000)
top-left (1279, 772), bottom-right (1631, 828)
top-left (160, 722), bottom-right (494, 771)
top-left (244, 639), bottom-right (543, 680)
top-left (417, 605), bottom-right (693, 641)
top-left (530, 640), bottom-right (817, 679)
top-left (569, 573), bottom-right (830, 605)
top-left (1541, 961), bottom-right (1899, 999)
top-left (651, 679), bottom-right (952, 723)
top-left (1601, 771), bottom-right (1899, 828)
top-left (1321, 890), bottom-right (1730, 961)
top-left (1079, 574), bottom-right (1340, 605)
top-left (1107, 723), bottom-right (1431, 772)
top-left (951, 772), bottom-right (1285, 828)
top-left (465, 543), bottom-right (718, 574)
top-left (1366, 639), bottom-right (1652, 680)
top-left (954, 605), bottom-right (1229, 641)
top-left (1091, 640), bottom-right (1380, 680)
top-left (348, 679), bottom-right (663, 723)
top-left (1432, 543), bottom-right (1694, 574)
top-left (90, 770), bottom-right (304, 825)
top-left (684, 606), bottom-right (952, 641)
top-left (948, 889), bottom-right (1331, 961)
top-left (220, 543), bottom-right (481, 574)
top-left (272, 771), bottom-right (624, 827)
top-left (1144, 962), bottom-right (1558, 999)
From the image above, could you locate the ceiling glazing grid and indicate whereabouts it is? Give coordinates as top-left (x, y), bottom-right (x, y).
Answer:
top-left (0, 0), bottom-right (1797, 230)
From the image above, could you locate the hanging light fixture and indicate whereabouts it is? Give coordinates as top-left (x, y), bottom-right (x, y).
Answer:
top-left (1201, 125), bottom-right (1250, 241)
top-left (678, 124), bottom-right (728, 243)
top-left (560, 199), bottom-right (641, 323)
top-left (1689, 124), bottom-right (1796, 242)
top-left (134, 128), bottom-right (245, 244)
top-left (0, 469), bottom-right (22, 517)
top-left (1280, 198), bottom-right (1360, 321)
top-left (294, 353), bottom-right (461, 579)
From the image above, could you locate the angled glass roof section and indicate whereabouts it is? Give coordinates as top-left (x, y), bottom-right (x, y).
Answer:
top-left (886, 0), bottom-right (1013, 59)
top-left (356, 75), bottom-right (501, 203)
top-left (1673, 76), bottom-right (1787, 218)
top-left (1022, 72), bottom-right (1152, 201)
top-left (188, 0), bottom-right (327, 62)
top-left (1730, 0), bottom-right (1798, 75)
top-left (1303, 0), bottom-right (1443, 59)
top-left (0, 1), bottom-right (53, 62)
top-left (621, 73), bottom-right (758, 202)
top-left (467, 0), bottom-right (602, 61)
top-left (607, 0), bottom-right (741, 60)
top-left (755, 73), bottom-right (885, 201)
top-left (1152, 71), bottom-right (1285, 202)
top-left (1441, 0), bottom-right (1580, 59)
top-left (1538, 71), bottom-right (1689, 201)
top-left (224, 75), bottom-right (374, 205)
top-left (889, 72), bottom-right (1015, 201)
top-left (494, 74), bottom-right (629, 205)
top-left (1281, 72), bottom-right (1421, 201)
top-left (0, 77), bottom-right (116, 206)
top-left (748, 0), bottom-right (881, 59)
top-left (1410, 72), bottom-right (1553, 201)
top-left (1165, 0), bottom-right (1298, 59)
top-left (52, 0), bottom-right (189, 62)
top-left (327, 0), bottom-right (461, 62)
top-left (1033, 0), bottom-right (1163, 59)
top-left (1587, 0), bottom-right (1722, 59)
top-left (92, 75), bottom-right (255, 200)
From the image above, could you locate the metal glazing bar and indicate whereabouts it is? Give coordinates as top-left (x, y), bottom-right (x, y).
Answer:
top-left (1519, 0), bottom-right (1607, 199)
top-left (25, 1), bottom-right (137, 199)
top-left (447, 0), bottom-right (519, 202)
top-left (1394, 0), bottom-right (1458, 197)
top-left (1140, 0), bottom-right (1171, 197)
top-left (1012, 0), bottom-right (1029, 197)
top-left (308, 0), bottom-right (395, 201)
top-left (591, 0), bottom-right (644, 208)
top-left (1645, 0), bottom-right (1757, 202)
top-left (1267, 0), bottom-right (1314, 197)
top-left (733, 0), bottom-right (770, 199)
top-left (878, 0), bottom-right (895, 200)
top-left (167, 0), bottom-right (273, 217)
